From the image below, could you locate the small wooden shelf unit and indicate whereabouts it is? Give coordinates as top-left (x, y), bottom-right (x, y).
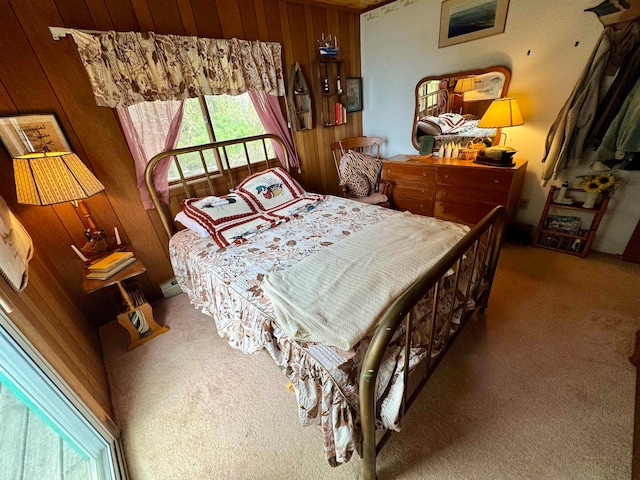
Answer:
top-left (533, 186), bottom-right (610, 257)
top-left (315, 58), bottom-right (347, 128)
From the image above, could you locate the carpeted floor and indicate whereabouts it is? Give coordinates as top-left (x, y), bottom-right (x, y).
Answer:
top-left (100, 244), bottom-right (640, 480)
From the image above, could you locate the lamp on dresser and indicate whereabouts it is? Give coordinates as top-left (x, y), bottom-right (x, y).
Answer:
top-left (13, 151), bottom-right (115, 257)
top-left (477, 97), bottom-right (524, 145)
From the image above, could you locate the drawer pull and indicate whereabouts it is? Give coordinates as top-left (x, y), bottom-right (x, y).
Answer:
top-left (444, 174), bottom-right (450, 179)
top-left (494, 179), bottom-right (500, 184)
top-left (420, 204), bottom-right (424, 208)
top-left (441, 207), bottom-right (446, 213)
top-left (422, 172), bottom-right (427, 176)
top-left (421, 188), bottom-right (425, 193)
top-left (441, 191), bottom-right (447, 196)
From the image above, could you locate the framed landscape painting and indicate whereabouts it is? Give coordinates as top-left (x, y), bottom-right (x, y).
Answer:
top-left (439, 0), bottom-right (510, 48)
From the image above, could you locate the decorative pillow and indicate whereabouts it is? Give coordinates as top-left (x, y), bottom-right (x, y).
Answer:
top-left (181, 192), bottom-right (269, 247)
top-left (174, 211), bottom-right (209, 237)
top-left (423, 113), bottom-right (465, 134)
top-left (339, 150), bottom-right (383, 199)
top-left (235, 167), bottom-right (305, 211)
top-left (180, 173), bottom-right (325, 248)
top-left (417, 119), bottom-right (442, 136)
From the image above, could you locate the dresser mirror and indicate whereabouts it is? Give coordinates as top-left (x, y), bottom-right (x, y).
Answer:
top-left (412, 66), bottom-right (511, 151)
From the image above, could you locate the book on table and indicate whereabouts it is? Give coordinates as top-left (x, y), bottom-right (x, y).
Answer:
top-left (88, 251), bottom-right (134, 272)
top-left (86, 256), bottom-right (136, 280)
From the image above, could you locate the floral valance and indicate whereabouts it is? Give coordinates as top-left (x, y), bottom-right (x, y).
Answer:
top-left (68, 30), bottom-right (285, 108)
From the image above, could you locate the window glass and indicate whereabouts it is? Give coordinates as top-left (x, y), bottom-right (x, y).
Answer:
top-left (168, 94), bottom-right (273, 181)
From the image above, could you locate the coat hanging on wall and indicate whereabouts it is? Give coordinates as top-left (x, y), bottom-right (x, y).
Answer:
top-left (540, 7), bottom-right (640, 184)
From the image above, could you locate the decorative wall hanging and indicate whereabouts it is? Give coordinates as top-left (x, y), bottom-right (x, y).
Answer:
top-left (0, 114), bottom-right (71, 158)
top-left (346, 78), bottom-right (363, 113)
top-left (439, 0), bottom-right (510, 48)
top-left (0, 196), bottom-right (33, 293)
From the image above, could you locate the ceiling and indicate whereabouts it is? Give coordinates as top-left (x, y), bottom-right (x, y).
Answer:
top-left (314, 0), bottom-right (392, 13)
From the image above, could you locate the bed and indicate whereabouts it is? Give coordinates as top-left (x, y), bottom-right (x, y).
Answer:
top-left (144, 133), bottom-right (507, 479)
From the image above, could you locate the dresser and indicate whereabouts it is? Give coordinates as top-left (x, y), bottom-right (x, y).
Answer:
top-left (382, 155), bottom-right (527, 225)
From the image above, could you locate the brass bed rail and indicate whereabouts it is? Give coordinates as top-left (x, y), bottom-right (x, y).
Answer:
top-left (144, 133), bottom-right (290, 239)
top-left (359, 205), bottom-right (507, 480)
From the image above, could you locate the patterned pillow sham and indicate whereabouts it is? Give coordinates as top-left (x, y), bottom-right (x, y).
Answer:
top-left (181, 174), bottom-right (325, 248)
top-left (235, 167), bottom-right (305, 211)
top-left (339, 150), bottom-right (383, 199)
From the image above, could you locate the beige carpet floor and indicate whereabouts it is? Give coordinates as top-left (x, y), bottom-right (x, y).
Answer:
top-left (100, 244), bottom-right (640, 480)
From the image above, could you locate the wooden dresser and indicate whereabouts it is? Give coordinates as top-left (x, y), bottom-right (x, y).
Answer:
top-left (382, 155), bottom-right (527, 225)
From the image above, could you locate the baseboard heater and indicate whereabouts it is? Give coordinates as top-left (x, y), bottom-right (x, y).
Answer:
top-left (160, 278), bottom-right (182, 298)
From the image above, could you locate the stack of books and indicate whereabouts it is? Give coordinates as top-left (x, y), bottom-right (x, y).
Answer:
top-left (86, 251), bottom-right (136, 280)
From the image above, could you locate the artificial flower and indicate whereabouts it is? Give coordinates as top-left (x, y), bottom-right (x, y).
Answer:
top-left (577, 173), bottom-right (622, 194)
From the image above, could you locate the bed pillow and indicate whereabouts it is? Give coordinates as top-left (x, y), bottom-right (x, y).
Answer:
top-left (417, 119), bottom-right (443, 136)
top-left (174, 211), bottom-right (210, 237)
top-left (181, 192), bottom-right (274, 248)
top-left (339, 150), bottom-right (383, 199)
top-left (235, 167), bottom-right (305, 211)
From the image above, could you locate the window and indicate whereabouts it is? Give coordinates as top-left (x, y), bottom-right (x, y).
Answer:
top-left (168, 93), bottom-right (274, 181)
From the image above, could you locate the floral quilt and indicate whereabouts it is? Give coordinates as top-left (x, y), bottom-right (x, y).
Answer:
top-left (170, 195), bottom-right (485, 466)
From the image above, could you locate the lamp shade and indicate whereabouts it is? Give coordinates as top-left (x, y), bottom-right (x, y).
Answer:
top-left (13, 151), bottom-right (105, 205)
top-left (477, 97), bottom-right (524, 128)
top-left (454, 77), bottom-right (476, 93)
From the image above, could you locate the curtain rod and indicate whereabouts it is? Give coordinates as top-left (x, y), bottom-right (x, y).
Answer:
top-left (49, 26), bottom-right (105, 41)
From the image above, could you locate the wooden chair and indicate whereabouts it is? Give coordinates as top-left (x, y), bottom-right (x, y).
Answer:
top-left (329, 136), bottom-right (389, 206)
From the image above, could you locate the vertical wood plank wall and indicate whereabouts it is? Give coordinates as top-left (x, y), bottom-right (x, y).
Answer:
top-left (0, 0), bottom-right (362, 424)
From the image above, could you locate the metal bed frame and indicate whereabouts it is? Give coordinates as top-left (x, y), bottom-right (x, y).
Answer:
top-left (145, 133), bottom-right (507, 480)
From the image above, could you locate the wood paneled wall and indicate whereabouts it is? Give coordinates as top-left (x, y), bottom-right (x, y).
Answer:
top-left (0, 0), bottom-right (361, 423)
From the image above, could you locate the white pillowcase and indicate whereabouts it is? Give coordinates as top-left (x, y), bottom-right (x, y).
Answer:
top-left (174, 211), bottom-right (210, 237)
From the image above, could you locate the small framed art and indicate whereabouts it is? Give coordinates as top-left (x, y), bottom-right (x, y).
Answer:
top-left (346, 77), bottom-right (363, 113)
top-left (0, 113), bottom-right (71, 158)
top-left (439, 0), bottom-right (510, 48)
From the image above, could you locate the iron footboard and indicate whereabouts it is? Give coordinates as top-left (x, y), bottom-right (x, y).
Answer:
top-left (358, 205), bottom-right (507, 480)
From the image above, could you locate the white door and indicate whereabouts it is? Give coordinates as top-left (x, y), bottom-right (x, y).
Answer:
top-left (0, 307), bottom-right (126, 480)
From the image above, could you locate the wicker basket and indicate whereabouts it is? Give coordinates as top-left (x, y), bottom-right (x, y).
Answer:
top-left (459, 139), bottom-right (484, 160)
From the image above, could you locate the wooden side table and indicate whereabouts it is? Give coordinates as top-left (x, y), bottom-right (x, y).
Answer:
top-left (82, 256), bottom-right (169, 351)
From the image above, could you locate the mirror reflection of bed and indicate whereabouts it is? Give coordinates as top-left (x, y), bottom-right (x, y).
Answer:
top-left (412, 66), bottom-right (511, 152)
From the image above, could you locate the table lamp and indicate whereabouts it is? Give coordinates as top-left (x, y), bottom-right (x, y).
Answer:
top-left (477, 97), bottom-right (524, 145)
top-left (13, 151), bottom-right (114, 256)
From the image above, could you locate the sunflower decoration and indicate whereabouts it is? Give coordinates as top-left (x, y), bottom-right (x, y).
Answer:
top-left (577, 173), bottom-right (622, 194)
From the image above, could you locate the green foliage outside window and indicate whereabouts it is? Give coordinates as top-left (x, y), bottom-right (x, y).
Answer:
top-left (168, 94), bottom-right (274, 181)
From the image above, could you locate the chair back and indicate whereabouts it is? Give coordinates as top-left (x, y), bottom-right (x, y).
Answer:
top-left (330, 136), bottom-right (382, 188)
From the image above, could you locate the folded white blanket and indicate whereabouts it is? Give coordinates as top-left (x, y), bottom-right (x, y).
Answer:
top-left (262, 212), bottom-right (469, 350)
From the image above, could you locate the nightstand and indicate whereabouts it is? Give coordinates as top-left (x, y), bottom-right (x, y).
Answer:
top-left (82, 256), bottom-right (169, 351)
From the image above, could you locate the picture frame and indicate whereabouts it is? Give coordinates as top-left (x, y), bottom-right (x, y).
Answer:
top-left (439, 0), bottom-right (510, 48)
top-left (0, 113), bottom-right (71, 158)
top-left (346, 77), bottom-right (363, 113)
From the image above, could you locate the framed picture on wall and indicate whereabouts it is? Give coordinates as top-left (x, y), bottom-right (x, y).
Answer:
top-left (346, 78), bottom-right (363, 113)
top-left (439, 0), bottom-right (510, 48)
top-left (0, 114), bottom-right (71, 158)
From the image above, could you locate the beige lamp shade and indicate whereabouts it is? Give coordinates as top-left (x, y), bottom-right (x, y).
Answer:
top-left (454, 77), bottom-right (476, 93)
top-left (477, 97), bottom-right (524, 128)
top-left (13, 151), bottom-right (105, 205)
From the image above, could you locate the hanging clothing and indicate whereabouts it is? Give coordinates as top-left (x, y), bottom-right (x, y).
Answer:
top-left (541, 20), bottom-right (640, 185)
top-left (597, 75), bottom-right (640, 161)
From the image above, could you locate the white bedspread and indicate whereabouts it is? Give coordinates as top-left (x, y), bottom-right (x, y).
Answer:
top-left (262, 212), bottom-right (469, 350)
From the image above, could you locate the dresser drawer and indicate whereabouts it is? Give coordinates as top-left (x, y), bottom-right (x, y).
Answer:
top-left (390, 183), bottom-right (433, 199)
top-left (383, 163), bottom-right (436, 184)
top-left (436, 185), bottom-right (509, 206)
top-left (438, 167), bottom-right (513, 193)
top-left (435, 201), bottom-right (495, 225)
top-left (393, 195), bottom-right (434, 216)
